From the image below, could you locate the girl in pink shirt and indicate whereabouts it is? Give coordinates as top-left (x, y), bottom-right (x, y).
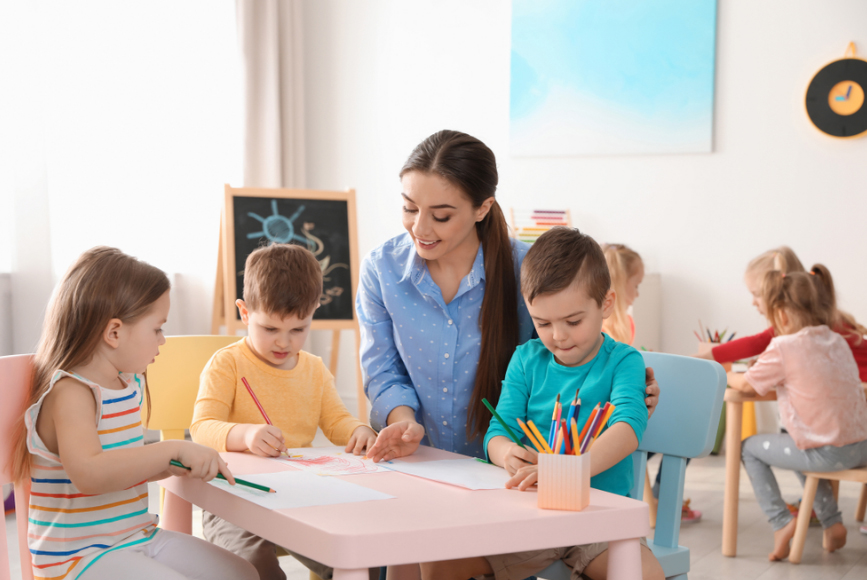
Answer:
top-left (728, 266), bottom-right (867, 562)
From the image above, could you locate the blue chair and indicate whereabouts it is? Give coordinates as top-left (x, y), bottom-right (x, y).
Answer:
top-left (537, 352), bottom-right (726, 580)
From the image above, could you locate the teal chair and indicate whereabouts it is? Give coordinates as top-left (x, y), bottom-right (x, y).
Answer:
top-left (537, 352), bottom-right (726, 580)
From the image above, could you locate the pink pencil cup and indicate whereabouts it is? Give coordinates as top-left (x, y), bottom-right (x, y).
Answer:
top-left (537, 453), bottom-right (591, 511)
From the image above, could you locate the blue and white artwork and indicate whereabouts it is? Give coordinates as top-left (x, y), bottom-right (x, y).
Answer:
top-left (510, 0), bottom-right (717, 156)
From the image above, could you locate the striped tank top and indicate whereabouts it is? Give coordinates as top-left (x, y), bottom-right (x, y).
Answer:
top-left (25, 370), bottom-right (159, 580)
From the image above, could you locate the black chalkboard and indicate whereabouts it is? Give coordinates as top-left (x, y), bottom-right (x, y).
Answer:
top-left (232, 196), bottom-right (353, 321)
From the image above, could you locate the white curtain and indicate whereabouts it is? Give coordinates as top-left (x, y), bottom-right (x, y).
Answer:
top-left (235, 0), bottom-right (307, 189)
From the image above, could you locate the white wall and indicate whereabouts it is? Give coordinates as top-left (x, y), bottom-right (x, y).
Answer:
top-left (302, 0), bottom-right (867, 371)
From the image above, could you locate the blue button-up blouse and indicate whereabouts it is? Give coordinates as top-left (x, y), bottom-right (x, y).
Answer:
top-left (356, 232), bottom-right (535, 458)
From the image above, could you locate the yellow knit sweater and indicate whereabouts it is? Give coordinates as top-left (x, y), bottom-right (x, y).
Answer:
top-left (190, 338), bottom-right (365, 451)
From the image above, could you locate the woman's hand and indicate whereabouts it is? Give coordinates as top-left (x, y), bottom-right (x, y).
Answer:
top-left (242, 424), bottom-right (287, 458)
top-left (345, 426), bottom-right (378, 455)
top-left (502, 443), bottom-right (537, 476)
top-left (366, 421), bottom-right (425, 463)
top-left (645, 367), bottom-right (660, 419)
top-left (175, 442), bottom-right (235, 485)
top-left (505, 464), bottom-right (538, 491)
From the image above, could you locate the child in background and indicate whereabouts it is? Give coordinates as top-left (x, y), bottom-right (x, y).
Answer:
top-left (601, 243), bottom-right (643, 345)
top-left (190, 243), bottom-right (379, 580)
top-left (694, 246), bottom-right (867, 381)
top-left (11, 247), bottom-right (256, 580)
top-left (604, 243), bottom-right (700, 523)
top-left (420, 228), bottom-right (663, 580)
top-left (727, 267), bottom-right (867, 561)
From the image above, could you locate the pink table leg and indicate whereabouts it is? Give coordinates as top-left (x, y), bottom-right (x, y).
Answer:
top-left (606, 538), bottom-right (642, 580)
top-left (386, 564), bottom-right (421, 580)
top-left (161, 489), bottom-right (193, 534)
top-left (333, 569), bottom-right (373, 580)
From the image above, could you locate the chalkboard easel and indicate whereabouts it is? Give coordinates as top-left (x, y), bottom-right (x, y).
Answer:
top-left (213, 185), bottom-right (366, 420)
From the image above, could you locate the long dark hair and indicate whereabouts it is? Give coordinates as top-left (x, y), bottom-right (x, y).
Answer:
top-left (400, 130), bottom-right (519, 440)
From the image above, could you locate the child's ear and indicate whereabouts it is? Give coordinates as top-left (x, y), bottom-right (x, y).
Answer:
top-left (600, 289), bottom-right (616, 319)
top-left (103, 318), bottom-right (123, 349)
top-left (236, 299), bottom-right (250, 324)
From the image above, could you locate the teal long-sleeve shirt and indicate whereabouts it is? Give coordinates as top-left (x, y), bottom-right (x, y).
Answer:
top-left (484, 333), bottom-right (647, 497)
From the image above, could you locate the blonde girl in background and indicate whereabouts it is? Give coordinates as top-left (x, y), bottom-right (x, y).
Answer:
top-left (601, 243), bottom-right (644, 345)
top-left (603, 243), bottom-right (702, 523)
top-left (728, 266), bottom-right (867, 561)
top-left (11, 247), bottom-right (256, 580)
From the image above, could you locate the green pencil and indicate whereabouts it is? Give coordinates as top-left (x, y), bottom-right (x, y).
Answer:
top-left (481, 398), bottom-right (526, 449)
top-left (169, 460), bottom-right (275, 493)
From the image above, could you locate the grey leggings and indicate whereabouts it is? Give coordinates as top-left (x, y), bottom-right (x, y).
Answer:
top-left (741, 434), bottom-right (867, 531)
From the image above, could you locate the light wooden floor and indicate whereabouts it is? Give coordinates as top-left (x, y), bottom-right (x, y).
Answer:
top-left (5, 454), bottom-right (867, 579)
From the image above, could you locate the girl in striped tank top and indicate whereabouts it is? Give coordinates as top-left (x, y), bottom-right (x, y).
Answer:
top-left (12, 247), bottom-right (257, 580)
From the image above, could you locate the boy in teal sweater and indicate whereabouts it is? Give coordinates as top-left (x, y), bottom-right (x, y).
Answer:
top-left (421, 227), bottom-right (663, 580)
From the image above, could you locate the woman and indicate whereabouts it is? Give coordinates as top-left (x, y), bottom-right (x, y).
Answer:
top-left (359, 130), bottom-right (659, 462)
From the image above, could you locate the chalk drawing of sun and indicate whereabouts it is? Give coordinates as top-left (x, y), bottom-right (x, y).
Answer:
top-left (247, 200), bottom-right (310, 246)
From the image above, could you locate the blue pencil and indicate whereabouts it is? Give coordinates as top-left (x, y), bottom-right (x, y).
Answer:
top-left (561, 394), bottom-right (579, 453)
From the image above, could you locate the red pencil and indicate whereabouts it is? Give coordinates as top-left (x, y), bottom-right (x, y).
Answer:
top-left (241, 377), bottom-right (272, 425)
top-left (561, 420), bottom-right (571, 455)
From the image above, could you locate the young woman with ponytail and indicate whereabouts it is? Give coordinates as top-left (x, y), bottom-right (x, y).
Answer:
top-left (360, 130), bottom-right (660, 463)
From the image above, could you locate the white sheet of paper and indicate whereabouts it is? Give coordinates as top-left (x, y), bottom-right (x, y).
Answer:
top-left (386, 458), bottom-right (510, 490)
top-left (208, 470), bottom-right (394, 509)
top-left (274, 446), bottom-right (392, 476)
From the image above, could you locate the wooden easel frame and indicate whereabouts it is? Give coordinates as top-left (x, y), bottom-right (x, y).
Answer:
top-left (213, 185), bottom-right (367, 420)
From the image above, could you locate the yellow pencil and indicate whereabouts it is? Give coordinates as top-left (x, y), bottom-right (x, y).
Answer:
top-left (553, 426), bottom-right (563, 455)
top-left (516, 418), bottom-right (544, 454)
top-left (527, 420), bottom-right (553, 454)
top-left (570, 418), bottom-right (580, 455)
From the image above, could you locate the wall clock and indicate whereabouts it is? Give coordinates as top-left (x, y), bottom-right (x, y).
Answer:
top-left (805, 42), bottom-right (867, 139)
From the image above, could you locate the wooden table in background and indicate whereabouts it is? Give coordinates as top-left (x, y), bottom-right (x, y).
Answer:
top-left (721, 388), bottom-right (777, 557)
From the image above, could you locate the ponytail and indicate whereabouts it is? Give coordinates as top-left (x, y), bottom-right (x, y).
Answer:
top-left (810, 264), bottom-right (867, 345)
top-left (762, 269), bottom-right (826, 335)
top-left (472, 201), bottom-right (519, 439)
top-left (400, 130), bottom-right (519, 440)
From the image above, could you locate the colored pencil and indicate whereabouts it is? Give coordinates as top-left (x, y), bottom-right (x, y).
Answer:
top-left (516, 418), bottom-right (544, 454)
top-left (560, 420), bottom-right (571, 455)
top-left (570, 418), bottom-right (580, 455)
top-left (576, 403), bottom-right (601, 448)
top-left (527, 420), bottom-right (553, 454)
top-left (553, 424), bottom-right (563, 456)
top-left (727, 332), bottom-right (737, 342)
top-left (482, 398), bottom-right (526, 449)
top-left (169, 460), bottom-right (275, 493)
top-left (548, 394), bottom-right (561, 448)
top-left (706, 329), bottom-right (713, 342)
top-left (693, 331), bottom-right (702, 341)
top-left (580, 403), bottom-right (609, 454)
top-left (241, 377), bottom-right (272, 426)
top-left (590, 404), bottom-right (616, 447)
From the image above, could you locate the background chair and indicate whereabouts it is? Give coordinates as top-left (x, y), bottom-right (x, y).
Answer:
top-left (0, 354), bottom-right (35, 580)
top-left (537, 352), bottom-right (726, 580)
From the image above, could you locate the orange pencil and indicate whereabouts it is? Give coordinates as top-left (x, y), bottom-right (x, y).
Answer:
top-left (527, 420), bottom-right (553, 454)
top-left (570, 418), bottom-right (580, 455)
top-left (516, 418), bottom-right (545, 454)
top-left (577, 403), bottom-right (601, 447)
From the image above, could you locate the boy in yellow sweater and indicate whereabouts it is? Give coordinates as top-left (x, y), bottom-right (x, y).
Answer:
top-left (191, 243), bottom-right (378, 580)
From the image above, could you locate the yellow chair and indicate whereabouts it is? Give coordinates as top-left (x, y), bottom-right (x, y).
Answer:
top-left (144, 335), bottom-right (326, 580)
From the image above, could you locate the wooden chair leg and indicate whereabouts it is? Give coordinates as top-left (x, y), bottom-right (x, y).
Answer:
top-left (830, 479), bottom-right (839, 502)
top-left (856, 483), bottom-right (867, 522)
top-left (790, 475), bottom-right (819, 564)
top-left (643, 470), bottom-right (657, 528)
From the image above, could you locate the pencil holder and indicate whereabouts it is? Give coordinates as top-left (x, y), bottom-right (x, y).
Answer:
top-left (537, 453), bottom-right (591, 511)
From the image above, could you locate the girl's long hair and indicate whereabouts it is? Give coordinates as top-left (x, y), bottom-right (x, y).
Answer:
top-left (601, 244), bottom-right (642, 345)
top-left (745, 246), bottom-right (805, 280)
top-left (11, 247), bottom-right (170, 482)
top-left (400, 130), bottom-right (518, 440)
